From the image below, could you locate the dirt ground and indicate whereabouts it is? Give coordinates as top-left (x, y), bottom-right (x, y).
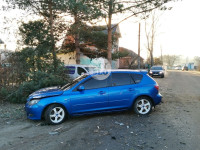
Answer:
top-left (0, 70), bottom-right (200, 150)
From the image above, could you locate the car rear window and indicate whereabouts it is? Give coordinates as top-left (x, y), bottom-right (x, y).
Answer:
top-left (65, 66), bottom-right (75, 74)
top-left (130, 73), bottom-right (143, 84)
top-left (111, 73), bottom-right (131, 86)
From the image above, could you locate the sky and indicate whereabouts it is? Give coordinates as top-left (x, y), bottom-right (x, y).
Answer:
top-left (119, 0), bottom-right (200, 60)
top-left (0, 0), bottom-right (200, 61)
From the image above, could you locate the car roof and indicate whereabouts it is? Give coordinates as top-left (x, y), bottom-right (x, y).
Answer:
top-left (110, 69), bottom-right (145, 72)
top-left (151, 66), bottom-right (163, 67)
top-left (90, 69), bottom-right (148, 74)
top-left (65, 64), bottom-right (96, 67)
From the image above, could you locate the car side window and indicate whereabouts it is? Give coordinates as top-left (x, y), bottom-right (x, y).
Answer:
top-left (111, 73), bottom-right (131, 86)
top-left (77, 67), bottom-right (87, 75)
top-left (65, 66), bottom-right (75, 74)
top-left (82, 76), bottom-right (108, 90)
top-left (130, 73), bottom-right (143, 84)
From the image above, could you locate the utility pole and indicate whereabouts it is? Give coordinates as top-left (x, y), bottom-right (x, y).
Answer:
top-left (138, 23), bottom-right (141, 69)
top-left (160, 46), bottom-right (163, 65)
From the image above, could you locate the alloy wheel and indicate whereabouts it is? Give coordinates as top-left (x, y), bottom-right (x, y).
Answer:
top-left (136, 99), bottom-right (151, 115)
top-left (49, 107), bottom-right (65, 124)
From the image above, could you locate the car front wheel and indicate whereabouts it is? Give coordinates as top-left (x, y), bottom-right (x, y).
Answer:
top-left (44, 104), bottom-right (66, 125)
top-left (133, 97), bottom-right (152, 115)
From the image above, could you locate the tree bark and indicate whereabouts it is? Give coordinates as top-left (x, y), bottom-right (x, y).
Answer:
top-left (74, 15), bottom-right (81, 64)
top-left (48, 0), bottom-right (57, 71)
top-left (75, 33), bottom-right (81, 64)
top-left (150, 52), bottom-right (154, 66)
top-left (107, 0), bottom-right (113, 65)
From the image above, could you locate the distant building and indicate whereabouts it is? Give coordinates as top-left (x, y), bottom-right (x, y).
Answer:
top-left (181, 63), bottom-right (195, 70)
top-left (188, 63), bottom-right (194, 70)
top-left (118, 47), bottom-right (144, 69)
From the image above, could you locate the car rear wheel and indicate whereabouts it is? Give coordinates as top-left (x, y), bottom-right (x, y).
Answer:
top-left (133, 97), bottom-right (152, 115)
top-left (44, 104), bottom-right (66, 125)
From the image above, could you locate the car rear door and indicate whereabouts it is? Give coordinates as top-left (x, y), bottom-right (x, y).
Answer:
top-left (108, 73), bottom-right (137, 109)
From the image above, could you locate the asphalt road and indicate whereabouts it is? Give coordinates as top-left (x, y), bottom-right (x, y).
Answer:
top-left (0, 70), bottom-right (200, 150)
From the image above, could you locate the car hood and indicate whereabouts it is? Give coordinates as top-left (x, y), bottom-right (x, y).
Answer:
top-left (27, 86), bottom-right (64, 101)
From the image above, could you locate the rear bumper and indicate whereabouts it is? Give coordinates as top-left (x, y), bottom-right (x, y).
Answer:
top-left (153, 93), bottom-right (163, 105)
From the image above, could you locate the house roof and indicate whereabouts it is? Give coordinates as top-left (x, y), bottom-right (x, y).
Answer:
top-left (119, 47), bottom-right (144, 60)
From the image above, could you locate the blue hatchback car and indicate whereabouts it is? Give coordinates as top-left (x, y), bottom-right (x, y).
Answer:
top-left (25, 70), bottom-right (162, 124)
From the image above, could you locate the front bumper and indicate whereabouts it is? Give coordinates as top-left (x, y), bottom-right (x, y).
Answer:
top-left (149, 72), bottom-right (164, 76)
top-left (25, 103), bottom-right (43, 120)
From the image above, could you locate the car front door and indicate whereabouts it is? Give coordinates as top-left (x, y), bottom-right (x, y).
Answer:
top-left (108, 73), bottom-right (137, 109)
top-left (69, 75), bottom-right (109, 114)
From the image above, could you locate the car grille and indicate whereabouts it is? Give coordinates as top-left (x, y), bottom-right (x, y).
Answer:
top-left (152, 71), bottom-right (159, 75)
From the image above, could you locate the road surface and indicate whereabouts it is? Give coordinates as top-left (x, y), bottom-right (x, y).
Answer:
top-left (0, 70), bottom-right (200, 150)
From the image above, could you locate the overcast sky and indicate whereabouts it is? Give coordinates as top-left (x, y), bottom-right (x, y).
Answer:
top-left (1, 0), bottom-right (200, 60)
top-left (119, 0), bottom-right (200, 59)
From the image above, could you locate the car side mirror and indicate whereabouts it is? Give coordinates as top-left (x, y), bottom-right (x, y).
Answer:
top-left (78, 85), bottom-right (85, 91)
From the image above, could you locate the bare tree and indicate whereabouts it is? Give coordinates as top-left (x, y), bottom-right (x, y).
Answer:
top-left (163, 55), bottom-right (180, 67)
top-left (145, 11), bottom-right (160, 67)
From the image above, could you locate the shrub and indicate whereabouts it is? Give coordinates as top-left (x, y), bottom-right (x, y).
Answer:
top-left (1, 70), bottom-right (71, 103)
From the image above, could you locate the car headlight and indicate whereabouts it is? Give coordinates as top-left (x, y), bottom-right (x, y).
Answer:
top-left (28, 99), bottom-right (40, 106)
top-left (159, 71), bottom-right (163, 74)
top-left (149, 71), bottom-right (152, 74)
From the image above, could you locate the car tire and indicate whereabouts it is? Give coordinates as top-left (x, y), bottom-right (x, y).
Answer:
top-left (44, 104), bottom-right (67, 125)
top-left (161, 75), bottom-right (164, 78)
top-left (133, 97), bottom-right (152, 115)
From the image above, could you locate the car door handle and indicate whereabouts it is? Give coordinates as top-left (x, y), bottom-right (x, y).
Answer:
top-left (99, 91), bottom-right (106, 95)
top-left (128, 88), bottom-right (134, 91)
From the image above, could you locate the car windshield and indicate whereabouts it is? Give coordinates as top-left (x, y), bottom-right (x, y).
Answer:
top-left (60, 74), bottom-right (88, 90)
top-left (85, 67), bottom-right (98, 72)
top-left (151, 66), bottom-right (163, 70)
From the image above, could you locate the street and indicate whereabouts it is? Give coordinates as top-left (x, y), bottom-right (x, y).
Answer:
top-left (0, 70), bottom-right (200, 150)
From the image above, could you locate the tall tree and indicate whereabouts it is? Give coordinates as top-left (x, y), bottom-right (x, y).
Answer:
top-left (7, 0), bottom-right (67, 71)
top-left (163, 54), bottom-right (180, 67)
top-left (19, 20), bottom-right (52, 71)
top-left (145, 11), bottom-right (160, 66)
top-left (63, 0), bottom-right (102, 64)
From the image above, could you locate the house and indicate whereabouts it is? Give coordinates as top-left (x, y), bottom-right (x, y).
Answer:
top-left (57, 24), bottom-right (121, 69)
top-left (118, 47), bottom-right (144, 69)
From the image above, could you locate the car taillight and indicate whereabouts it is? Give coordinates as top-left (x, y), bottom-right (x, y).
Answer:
top-left (154, 85), bottom-right (159, 91)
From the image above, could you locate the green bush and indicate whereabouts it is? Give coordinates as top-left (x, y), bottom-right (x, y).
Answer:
top-left (0, 87), bottom-right (10, 101)
top-left (0, 70), bottom-right (71, 103)
top-left (0, 20), bottom-right (72, 103)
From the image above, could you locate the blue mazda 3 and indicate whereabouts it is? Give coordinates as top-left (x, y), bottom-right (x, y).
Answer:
top-left (25, 70), bottom-right (162, 125)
